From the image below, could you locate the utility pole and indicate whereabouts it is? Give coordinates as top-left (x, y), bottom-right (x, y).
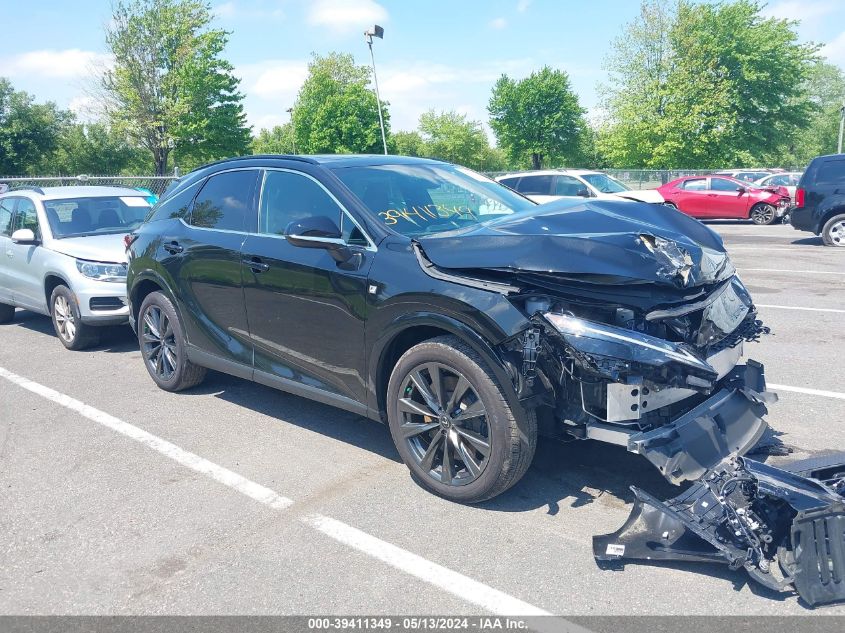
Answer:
top-left (286, 107), bottom-right (296, 154)
top-left (838, 102), bottom-right (845, 155)
top-left (365, 25), bottom-right (388, 155)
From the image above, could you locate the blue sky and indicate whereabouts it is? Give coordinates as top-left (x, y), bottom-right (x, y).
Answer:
top-left (2, 0), bottom-right (845, 136)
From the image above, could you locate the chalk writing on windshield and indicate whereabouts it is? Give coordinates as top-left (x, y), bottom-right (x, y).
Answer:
top-left (378, 204), bottom-right (478, 226)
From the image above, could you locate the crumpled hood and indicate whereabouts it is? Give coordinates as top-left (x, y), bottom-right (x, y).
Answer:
top-left (416, 199), bottom-right (732, 288)
top-left (47, 233), bottom-right (127, 264)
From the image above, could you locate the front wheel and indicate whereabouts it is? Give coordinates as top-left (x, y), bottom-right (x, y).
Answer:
top-left (750, 203), bottom-right (777, 225)
top-left (386, 335), bottom-right (537, 503)
top-left (138, 291), bottom-right (206, 391)
top-left (50, 285), bottom-right (100, 350)
top-left (821, 213), bottom-right (845, 247)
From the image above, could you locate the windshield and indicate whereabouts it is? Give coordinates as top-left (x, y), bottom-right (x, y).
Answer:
top-left (331, 163), bottom-right (536, 237)
top-left (44, 196), bottom-right (151, 239)
top-left (580, 173), bottom-right (630, 194)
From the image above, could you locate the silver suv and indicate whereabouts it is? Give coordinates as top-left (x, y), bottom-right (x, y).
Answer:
top-left (0, 186), bottom-right (152, 349)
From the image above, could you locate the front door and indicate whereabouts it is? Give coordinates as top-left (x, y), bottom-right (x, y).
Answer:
top-left (707, 177), bottom-right (749, 219)
top-left (0, 198), bottom-right (16, 305)
top-left (163, 169), bottom-right (259, 367)
top-left (241, 169), bottom-right (374, 403)
top-left (6, 197), bottom-right (48, 312)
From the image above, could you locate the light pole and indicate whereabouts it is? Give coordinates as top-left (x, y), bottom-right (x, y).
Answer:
top-left (838, 102), bottom-right (845, 155)
top-left (286, 107), bottom-right (296, 154)
top-left (365, 24), bottom-right (388, 155)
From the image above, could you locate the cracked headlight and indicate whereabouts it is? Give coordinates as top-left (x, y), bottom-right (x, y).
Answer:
top-left (542, 312), bottom-right (717, 387)
top-left (76, 259), bottom-right (127, 283)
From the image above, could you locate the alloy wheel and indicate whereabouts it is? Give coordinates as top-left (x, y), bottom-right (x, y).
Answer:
top-left (828, 219), bottom-right (845, 246)
top-left (142, 305), bottom-right (178, 381)
top-left (751, 204), bottom-right (775, 225)
top-left (398, 362), bottom-right (490, 486)
top-left (53, 295), bottom-right (76, 342)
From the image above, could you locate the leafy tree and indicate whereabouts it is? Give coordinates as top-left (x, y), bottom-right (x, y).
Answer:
top-left (252, 124), bottom-right (296, 155)
top-left (416, 110), bottom-right (490, 169)
top-left (101, 0), bottom-right (251, 175)
top-left (292, 53), bottom-right (388, 154)
top-left (390, 130), bottom-right (425, 157)
top-left (41, 122), bottom-right (145, 175)
top-left (600, 0), bottom-right (817, 169)
top-left (488, 66), bottom-right (588, 169)
top-left (0, 78), bottom-right (69, 175)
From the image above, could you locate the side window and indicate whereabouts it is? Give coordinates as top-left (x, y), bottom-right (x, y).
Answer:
top-left (816, 161), bottom-right (845, 186)
top-left (190, 170), bottom-right (259, 232)
top-left (554, 176), bottom-right (586, 196)
top-left (499, 177), bottom-right (519, 189)
top-left (0, 198), bottom-right (15, 236)
top-left (259, 170), bottom-right (342, 236)
top-left (148, 181), bottom-right (201, 223)
top-left (682, 178), bottom-right (708, 191)
top-left (767, 175), bottom-right (787, 186)
top-left (516, 175), bottom-right (553, 195)
top-left (12, 198), bottom-right (40, 237)
top-left (710, 178), bottom-right (740, 192)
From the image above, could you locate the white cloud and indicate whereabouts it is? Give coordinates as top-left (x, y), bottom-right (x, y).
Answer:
top-left (489, 17), bottom-right (508, 30)
top-left (213, 1), bottom-right (285, 21)
top-left (68, 95), bottom-right (101, 123)
top-left (307, 0), bottom-right (388, 33)
top-left (235, 59), bottom-right (309, 130)
top-left (517, 0), bottom-right (532, 13)
top-left (0, 49), bottom-right (112, 79)
top-left (762, 0), bottom-right (835, 22)
top-left (821, 30), bottom-right (845, 68)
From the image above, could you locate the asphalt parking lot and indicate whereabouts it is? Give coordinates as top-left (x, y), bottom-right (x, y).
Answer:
top-left (1, 221), bottom-right (844, 617)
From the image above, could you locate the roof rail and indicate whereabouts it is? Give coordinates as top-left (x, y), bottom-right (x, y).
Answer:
top-left (5, 185), bottom-right (45, 195)
top-left (184, 154), bottom-right (319, 177)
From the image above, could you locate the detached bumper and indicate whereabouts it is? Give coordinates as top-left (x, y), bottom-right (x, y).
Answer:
top-left (628, 361), bottom-right (773, 484)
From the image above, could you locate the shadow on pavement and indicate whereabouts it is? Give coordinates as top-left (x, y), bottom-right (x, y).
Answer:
top-left (5, 309), bottom-right (137, 353)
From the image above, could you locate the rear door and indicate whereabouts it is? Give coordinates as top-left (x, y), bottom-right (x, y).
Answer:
top-left (162, 169), bottom-right (259, 369)
top-left (707, 177), bottom-right (750, 219)
top-left (240, 168), bottom-right (374, 403)
top-left (674, 178), bottom-right (710, 217)
top-left (6, 197), bottom-right (48, 311)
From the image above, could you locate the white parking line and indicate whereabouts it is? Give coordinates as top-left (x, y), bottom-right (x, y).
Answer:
top-left (0, 366), bottom-right (295, 509)
top-left (757, 304), bottom-right (845, 314)
top-left (305, 514), bottom-right (552, 616)
top-left (741, 268), bottom-right (845, 275)
top-left (0, 365), bottom-right (550, 617)
top-left (770, 383), bottom-right (845, 400)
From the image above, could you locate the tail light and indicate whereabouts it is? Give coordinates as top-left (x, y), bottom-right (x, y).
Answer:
top-left (795, 188), bottom-right (805, 208)
top-left (123, 233), bottom-right (138, 250)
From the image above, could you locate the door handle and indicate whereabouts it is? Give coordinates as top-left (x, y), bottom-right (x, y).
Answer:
top-left (242, 257), bottom-right (270, 273)
top-left (5, 249), bottom-right (12, 258)
top-left (163, 241), bottom-right (183, 254)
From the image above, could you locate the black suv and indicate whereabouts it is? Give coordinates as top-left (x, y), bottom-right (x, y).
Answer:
top-left (790, 153), bottom-right (845, 246)
top-left (127, 154), bottom-right (773, 503)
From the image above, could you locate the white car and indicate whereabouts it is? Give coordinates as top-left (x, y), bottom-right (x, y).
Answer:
top-left (753, 171), bottom-right (802, 202)
top-left (0, 186), bottom-right (152, 350)
top-left (495, 169), bottom-right (664, 204)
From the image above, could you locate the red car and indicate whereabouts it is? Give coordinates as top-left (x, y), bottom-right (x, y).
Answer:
top-left (657, 175), bottom-right (790, 225)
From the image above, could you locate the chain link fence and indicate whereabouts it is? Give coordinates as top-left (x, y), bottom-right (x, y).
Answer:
top-left (0, 175), bottom-right (177, 197)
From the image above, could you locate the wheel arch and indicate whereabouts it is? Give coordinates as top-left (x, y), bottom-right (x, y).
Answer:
top-left (129, 270), bottom-right (182, 329)
top-left (43, 273), bottom-right (71, 311)
top-left (818, 205), bottom-right (845, 235)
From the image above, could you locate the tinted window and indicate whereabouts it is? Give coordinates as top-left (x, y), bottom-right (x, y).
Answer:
top-left (499, 177), bottom-right (520, 189)
top-left (681, 178), bottom-right (708, 191)
top-left (190, 170), bottom-right (259, 232)
top-left (554, 176), bottom-right (586, 196)
top-left (516, 175), bottom-right (553, 195)
top-left (710, 178), bottom-right (741, 192)
top-left (580, 173), bottom-right (629, 193)
top-left (147, 181), bottom-right (201, 223)
top-left (259, 170), bottom-right (342, 236)
top-left (766, 175), bottom-right (788, 186)
top-left (816, 160), bottom-right (845, 186)
top-left (12, 198), bottom-right (40, 237)
top-left (0, 198), bottom-right (15, 236)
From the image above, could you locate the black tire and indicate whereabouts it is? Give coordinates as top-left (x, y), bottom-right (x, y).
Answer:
top-left (386, 335), bottom-right (537, 503)
top-left (138, 291), bottom-right (206, 392)
top-left (750, 203), bottom-right (777, 225)
top-left (0, 302), bottom-right (14, 324)
top-left (821, 213), bottom-right (845, 247)
top-left (50, 285), bottom-right (100, 350)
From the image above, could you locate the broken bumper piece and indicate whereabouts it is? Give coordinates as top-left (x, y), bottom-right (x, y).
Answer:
top-left (594, 456), bottom-right (845, 607)
top-left (629, 361), bottom-right (773, 484)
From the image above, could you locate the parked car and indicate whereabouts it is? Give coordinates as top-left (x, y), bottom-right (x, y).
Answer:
top-left (0, 186), bottom-right (151, 348)
top-left (754, 171), bottom-right (802, 201)
top-left (495, 169), bottom-right (664, 204)
top-left (127, 154), bottom-right (772, 507)
top-left (790, 153), bottom-right (845, 246)
top-left (657, 175), bottom-right (790, 224)
top-left (713, 169), bottom-right (772, 182)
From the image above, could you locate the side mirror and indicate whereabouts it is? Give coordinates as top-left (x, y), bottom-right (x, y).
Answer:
top-left (11, 228), bottom-right (38, 244)
top-left (736, 186), bottom-right (746, 195)
top-left (576, 188), bottom-right (591, 198)
top-left (284, 215), bottom-right (359, 268)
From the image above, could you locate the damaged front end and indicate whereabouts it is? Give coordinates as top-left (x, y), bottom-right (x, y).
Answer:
top-left (594, 456), bottom-right (845, 606)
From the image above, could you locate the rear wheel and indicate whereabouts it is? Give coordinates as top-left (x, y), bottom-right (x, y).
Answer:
top-left (50, 285), bottom-right (100, 350)
top-left (386, 335), bottom-right (537, 503)
top-left (821, 213), bottom-right (845, 247)
top-left (138, 291), bottom-right (206, 391)
top-left (0, 302), bottom-right (14, 324)
top-left (750, 203), bottom-right (777, 225)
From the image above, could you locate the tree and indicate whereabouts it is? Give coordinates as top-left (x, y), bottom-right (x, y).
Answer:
top-left (101, 0), bottom-right (251, 175)
top-left (41, 122), bottom-right (146, 175)
top-left (390, 130), bottom-right (425, 157)
top-left (600, 0), bottom-right (817, 169)
top-left (488, 66), bottom-right (588, 169)
top-left (783, 61), bottom-right (845, 166)
top-left (417, 110), bottom-right (492, 170)
top-left (252, 124), bottom-right (296, 155)
top-left (292, 53), bottom-right (388, 154)
top-left (0, 78), bottom-right (68, 175)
